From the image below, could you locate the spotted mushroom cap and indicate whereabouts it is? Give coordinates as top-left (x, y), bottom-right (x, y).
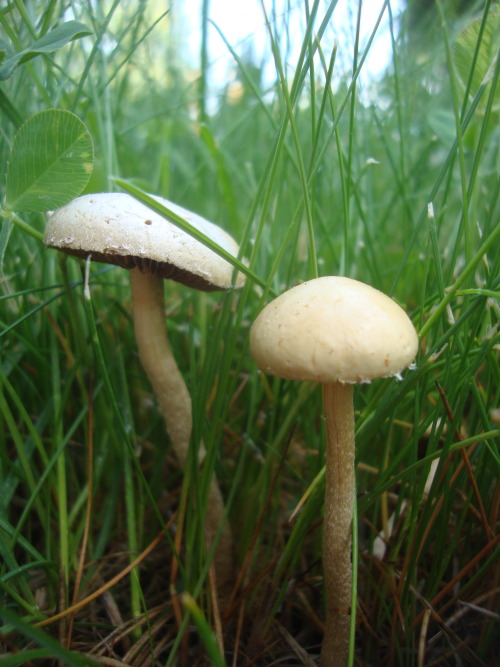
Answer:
top-left (43, 192), bottom-right (245, 291)
top-left (249, 276), bottom-right (418, 384)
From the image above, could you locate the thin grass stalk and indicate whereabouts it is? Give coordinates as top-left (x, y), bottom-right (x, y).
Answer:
top-left (436, 0), bottom-right (473, 268)
top-left (199, 0), bottom-right (210, 124)
top-left (342, 0), bottom-right (362, 276)
top-left (458, 0), bottom-right (493, 119)
top-left (260, 7), bottom-right (318, 277)
top-left (418, 221), bottom-right (500, 339)
top-left (463, 45), bottom-right (500, 219)
top-left (47, 300), bottom-right (70, 601)
top-left (390, 70), bottom-right (488, 293)
top-left (70, 0), bottom-right (122, 111)
top-left (66, 373), bottom-right (95, 646)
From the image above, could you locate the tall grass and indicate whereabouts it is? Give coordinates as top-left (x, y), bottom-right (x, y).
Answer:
top-left (1, 0), bottom-right (498, 665)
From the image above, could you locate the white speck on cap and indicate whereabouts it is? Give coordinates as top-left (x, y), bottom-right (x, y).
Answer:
top-left (249, 276), bottom-right (418, 384)
top-left (44, 193), bottom-right (245, 291)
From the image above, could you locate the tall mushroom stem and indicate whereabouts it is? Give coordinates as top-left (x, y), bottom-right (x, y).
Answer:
top-left (321, 381), bottom-right (355, 667)
top-left (130, 267), bottom-right (234, 600)
top-left (131, 268), bottom-right (192, 465)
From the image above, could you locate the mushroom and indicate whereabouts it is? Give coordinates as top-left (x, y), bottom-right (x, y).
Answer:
top-left (249, 276), bottom-right (418, 667)
top-left (44, 192), bottom-right (244, 599)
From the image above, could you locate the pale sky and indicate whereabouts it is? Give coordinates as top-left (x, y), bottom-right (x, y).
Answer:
top-left (175, 0), bottom-right (404, 99)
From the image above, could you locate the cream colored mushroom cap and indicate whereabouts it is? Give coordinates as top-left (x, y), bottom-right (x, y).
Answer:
top-left (44, 193), bottom-right (245, 291)
top-left (250, 276), bottom-right (418, 384)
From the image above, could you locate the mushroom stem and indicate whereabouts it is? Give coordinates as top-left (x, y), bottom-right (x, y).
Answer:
top-left (321, 381), bottom-right (355, 667)
top-left (131, 268), bottom-right (192, 464)
top-left (130, 267), bottom-right (234, 599)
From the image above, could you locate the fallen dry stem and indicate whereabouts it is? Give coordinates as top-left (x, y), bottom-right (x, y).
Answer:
top-left (436, 382), bottom-right (492, 539)
top-left (35, 531), bottom-right (166, 629)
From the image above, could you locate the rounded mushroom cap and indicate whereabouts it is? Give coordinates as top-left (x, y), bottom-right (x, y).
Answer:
top-left (44, 193), bottom-right (245, 291)
top-left (250, 276), bottom-right (418, 384)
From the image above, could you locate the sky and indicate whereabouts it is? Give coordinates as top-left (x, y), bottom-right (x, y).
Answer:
top-left (174, 0), bottom-right (405, 101)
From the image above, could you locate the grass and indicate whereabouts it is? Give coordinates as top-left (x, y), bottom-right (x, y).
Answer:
top-left (1, 0), bottom-right (499, 665)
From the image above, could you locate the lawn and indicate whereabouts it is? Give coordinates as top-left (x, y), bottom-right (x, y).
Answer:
top-left (0, 0), bottom-right (498, 665)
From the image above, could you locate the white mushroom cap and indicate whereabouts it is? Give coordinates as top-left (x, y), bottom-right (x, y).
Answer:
top-left (249, 276), bottom-right (418, 384)
top-left (44, 193), bottom-right (245, 291)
